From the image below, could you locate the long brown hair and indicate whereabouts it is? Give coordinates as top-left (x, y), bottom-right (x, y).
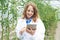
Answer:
top-left (22, 2), bottom-right (39, 22)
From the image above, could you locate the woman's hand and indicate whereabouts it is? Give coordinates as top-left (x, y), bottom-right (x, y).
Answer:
top-left (26, 27), bottom-right (36, 35)
top-left (19, 27), bottom-right (26, 35)
top-left (19, 27), bottom-right (36, 35)
top-left (31, 29), bottom-right (36, 35)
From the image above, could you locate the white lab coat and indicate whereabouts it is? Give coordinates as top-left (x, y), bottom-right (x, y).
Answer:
top-left (15, 18), bottom-right (45, 40)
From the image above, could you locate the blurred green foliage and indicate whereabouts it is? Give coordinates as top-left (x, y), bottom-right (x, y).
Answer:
top-left (0, 0), bottom-right (58, 40)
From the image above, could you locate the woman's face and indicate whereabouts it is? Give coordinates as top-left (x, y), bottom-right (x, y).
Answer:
top-left (26, 5), bottom-right (34, 19)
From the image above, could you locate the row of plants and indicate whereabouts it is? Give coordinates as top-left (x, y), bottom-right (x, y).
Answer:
top-left (0, 0), bottom-right (18, 40)
top-left (0, 0), bottom-right (58, 40)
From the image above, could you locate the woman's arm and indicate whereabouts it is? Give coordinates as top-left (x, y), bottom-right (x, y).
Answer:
top-left (15, 18), bottom-right (26, 39)
top-left (19, 27), bottom-right (26, 35)
top-left (34, 18), bottom-right (45, 40)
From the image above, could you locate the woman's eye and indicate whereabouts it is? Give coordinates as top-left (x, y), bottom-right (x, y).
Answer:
top-left (28, 10), bottom-right (30, 12)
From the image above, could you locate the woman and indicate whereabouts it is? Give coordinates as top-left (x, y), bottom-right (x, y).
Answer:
top-left (15, 2), bottom-right (45, 40)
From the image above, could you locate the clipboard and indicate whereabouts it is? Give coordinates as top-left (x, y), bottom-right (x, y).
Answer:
top-left (27, 24), bottom-right (36, 30)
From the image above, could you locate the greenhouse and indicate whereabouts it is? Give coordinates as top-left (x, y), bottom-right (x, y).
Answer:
top-left (0, 0), bottom-right (60, 40)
